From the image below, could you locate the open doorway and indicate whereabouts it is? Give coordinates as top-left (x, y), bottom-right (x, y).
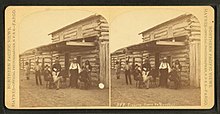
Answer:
top-left (77, 56), bottom-right (82, 66)
top-left (65, 53), bottom-right (70, 71)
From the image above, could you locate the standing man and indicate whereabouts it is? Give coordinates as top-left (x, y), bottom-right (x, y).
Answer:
top-left (142, 58), bottom-right (151, 72)
top-left (69, 57), bottom-right (81, 88)
top-left (34, 61), bottom-right (42, 85)
top-left (52, 60), bottom-right (62, 73)
top-left (159, 57), bottom-right (171, 88)
top-left (25, 62), bottom-right (31, 80)
top-left (115, 61), bottom-right (121, 79)
top-left (124, 60), bottom-right (132, 85)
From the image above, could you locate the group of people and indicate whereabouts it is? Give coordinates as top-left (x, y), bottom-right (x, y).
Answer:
top-left (24, 57), bottom-right (92, 90)
top-left (115, 57), bottom-right (182, 89)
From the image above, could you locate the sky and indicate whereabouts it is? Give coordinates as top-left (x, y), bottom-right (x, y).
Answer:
top-left (19, 9), bottom-right (185, 54)
top-left (19, 10), bottom-right (94, 53)
top-left (109, 9), bottom-right (185, 53)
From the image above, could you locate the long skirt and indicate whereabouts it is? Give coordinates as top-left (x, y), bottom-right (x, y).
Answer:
top-left (160, 69), bottom-right (168, 87)
top-left (69, 69), bottom-right (79, 88)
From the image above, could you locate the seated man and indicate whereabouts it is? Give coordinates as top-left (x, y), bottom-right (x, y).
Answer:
top-left (142, 68), bottom-right (153, 89)
top-left (52, 70), bottom-right (62, 90)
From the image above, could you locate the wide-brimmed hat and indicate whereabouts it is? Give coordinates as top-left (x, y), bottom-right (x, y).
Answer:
top-left (72, 57), bottom-right (77, 61)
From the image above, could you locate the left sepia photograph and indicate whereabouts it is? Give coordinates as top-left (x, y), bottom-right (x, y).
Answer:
top-left (5, 7), bottom-right (109, 108)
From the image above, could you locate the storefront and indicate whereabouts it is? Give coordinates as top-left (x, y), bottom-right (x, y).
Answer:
top-left (20, 14), bottom-right (109, 88)
top-left (111, 14), bottom-right (200, 87)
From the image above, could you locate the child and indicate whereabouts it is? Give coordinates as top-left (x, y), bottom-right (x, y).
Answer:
top-left (43, 65), bottom-right (52, 88)
top-left (133, 64), bottom-right (143, 88)
top-left (24, 62), bottom-right (31, 80)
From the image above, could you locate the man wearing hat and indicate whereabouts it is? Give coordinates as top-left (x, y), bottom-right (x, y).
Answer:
top-left (52, 60), bottom-right (62, 74)
top-left (159, 57), bottom-right (171, 88)
top-left (69, 57), bottom-right (81, 88)
top-left (34, 61), bottom-right (42, 85)
top-left (124, 60), bottom-right (132, 85)
top-left (142, 57), bottom-right (151, 72)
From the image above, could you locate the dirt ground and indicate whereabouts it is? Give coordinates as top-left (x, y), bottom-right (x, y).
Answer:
top-left (111, 70), bottom-right (201, 107)
top-left (19, 70), bottom-right (109, 107)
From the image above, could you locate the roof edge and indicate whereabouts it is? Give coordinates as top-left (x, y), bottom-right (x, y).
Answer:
top-left (48, 14), bottom-right (102, 35)
top-left (138, 13), bottom-right (193, 35)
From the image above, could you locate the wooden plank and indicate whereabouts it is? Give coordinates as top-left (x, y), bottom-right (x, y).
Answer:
top-left (156, 41), bottom-right (185, 46)
top-left (82, 22), bottom-right (98, 30)
top-left (66, 41), bottom-right (95, 47)
top-left (154, 31), bottom-right (168, 38)
top-left (83, 32), bottom-right (100, 37)
top-left (172, 21), bottom-right (189, 29)
top-left (189, 43), bottom-right (195, 86)
top-left (195, 43), bottom-right (200, 87)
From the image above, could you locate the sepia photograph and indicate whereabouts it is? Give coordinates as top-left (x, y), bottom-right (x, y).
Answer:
top-left (17, 10), bottom-right (109, 107)
top-left (110, 10), bottom-right (202, 107)
top-left (5, 6), bottom-right (214, 109)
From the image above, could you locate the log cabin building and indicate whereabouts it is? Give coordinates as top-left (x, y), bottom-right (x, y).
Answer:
top-left (20, 14), bottom-right (109, 88)
top-left (111, 14), bottom-right (200, 87)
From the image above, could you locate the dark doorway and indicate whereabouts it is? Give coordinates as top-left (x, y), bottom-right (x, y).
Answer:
top-left (42, 58), bottom-right (45, 71)
top-left (65, 53), bottom-right (70, 71)
top-left (167, 56), bottom-right (172, 65)
top-left (155, 53), bottom-right (160, 77)
top-left (155, 53), bottom-right (160, 70)
top-left (77, 56), bottom-right (82, 66)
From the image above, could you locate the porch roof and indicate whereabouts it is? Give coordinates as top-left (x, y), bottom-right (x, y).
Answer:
top-left (111, 36), bottom-right (187, 55)
top-left (36, 40), bottom-right (97, 52)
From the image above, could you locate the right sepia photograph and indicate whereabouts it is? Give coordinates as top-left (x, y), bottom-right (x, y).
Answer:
top-left (110, 10), bottom-right (202, 107)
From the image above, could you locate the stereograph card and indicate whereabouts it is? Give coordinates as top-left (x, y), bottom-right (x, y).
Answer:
top-left (4, 6), bottom-right (215, 109)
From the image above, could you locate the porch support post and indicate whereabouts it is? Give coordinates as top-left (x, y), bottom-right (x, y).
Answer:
top-left (189, 40), bottom-right (201, 87)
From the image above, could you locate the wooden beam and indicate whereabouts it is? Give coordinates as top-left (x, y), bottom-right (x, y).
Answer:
top-left (66, 41), bottom-right (96, 47)
top-left (156, 41), bottom-right (185, 46)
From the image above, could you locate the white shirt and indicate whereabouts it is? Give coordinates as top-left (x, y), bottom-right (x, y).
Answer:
top-left (159, 62), bottom-right (171, 73)
top-left (69, 63), bottom-right (81, 73)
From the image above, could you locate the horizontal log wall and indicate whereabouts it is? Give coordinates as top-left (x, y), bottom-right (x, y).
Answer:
top-left (20, 52), bottom-right (51, 72)
top-left (111, 14), bottom-right (200, 87)
top-left (111, 46), bottom-right (190, 86)
top-left (69, 49), bottom-right (100, 85)
top-left (159, 46), bottom-right (190, 86)
top-left (111, 53), bottom-right (126, 70)
top-left (51, 15), bottom-right (109, 43)
top-left (20, 47), bottom-right (105, 86)
top-left (142, 14), bottom-right (196, 42)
